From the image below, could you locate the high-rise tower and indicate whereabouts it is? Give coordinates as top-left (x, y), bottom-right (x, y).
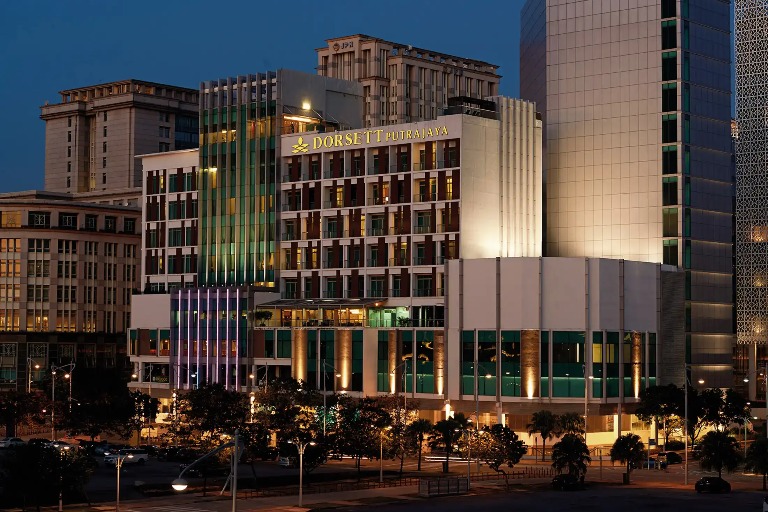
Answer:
top-left (521, 0), bottom-right (734, 386)
top-left (735, 0), bottom-right (768, 392)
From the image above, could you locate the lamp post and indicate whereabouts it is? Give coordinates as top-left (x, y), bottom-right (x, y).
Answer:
top-left (289, 439), bottom-right (316, 507)
top-left (582, 364), bottom-right (593, 445)
top-left (684, 364), bottom-right (704, 486)
top-left (53, 443), bottom-right (70, 512)
top-left (27, 358), bottom-right (40, 393)
top-left (50, 363), bottom-right (75, 440)
top-left (172, 430), bottom-right (242, 512)
top-left (115, 452), bottom-right (134, 512)
top-left (473, 363), bottom-right (493, 471)
top-left (391, 361), bottom-right (408, 421)
top-left (378, 426), bottom-right (392, 483)
top-left (322, 360), bottom-right (341, 438)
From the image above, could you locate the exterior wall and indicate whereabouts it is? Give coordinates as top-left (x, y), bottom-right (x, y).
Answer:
top-left (316, 34), bottom-right (500, 127)
top-left (0, 192), bottom-right (140, 390)
top-left (140, 149), bottom-right (199, 292)
top-left (735, 0), bottom-right (768, 400)
top-left (520, 0), bottom-right (734, 387)
top-left (197, 70), bottom-right (363, 288)
top-left (41, 80), bottom-right (198, 195)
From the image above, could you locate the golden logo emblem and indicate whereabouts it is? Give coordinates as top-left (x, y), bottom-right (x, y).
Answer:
top-left (292, 136), bottom-right (309, 154)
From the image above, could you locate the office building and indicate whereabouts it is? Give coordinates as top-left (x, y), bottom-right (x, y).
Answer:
top-left (520, 0), bottom-right (734, 387)
top-left (40, 80), bottom-right (199, 198)
top-left (317, 34), bottom-right (501, 127)
top-left (0, 191), bottom-right (140, 390)
top-left (735, 0), bottom-right (768, 398)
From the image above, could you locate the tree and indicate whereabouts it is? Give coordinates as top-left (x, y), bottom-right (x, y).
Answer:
top-left (406, 418), bottom-right (433, 471)
top-left (551, 434), bottom-right (591, 483)
top-left (0, 391), bottom-right (43, 437)
top-left (610, 433), bottom-right (645, 484)
top-left (252, 378), bottom-right (322, 443)
top-left (0, 443), bottom-right (97, 508)
top-left (745, 436), bottom-right (768, 490)
top-left (332, 395), bottom-right (391, 478)
top-left (476, 424), bottom-right (527, 489)
top-left (527, 410), bottom-right (560, 461)
top-left (558, 412), bottom-right (585, 437)
top-left (635, 384), bottom-right (684, 446)
top-left (183, 383), bottom-right (246, 443)
top-left (698, 430), bottom-right (742, 478)
top-left (429, 413), bottom-right (470, 473)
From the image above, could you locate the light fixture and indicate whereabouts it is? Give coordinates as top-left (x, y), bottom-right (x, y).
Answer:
top-left (301, 101), bottom-right (311, 110)
top-left (698, 378), bottom-right (705, 385)
top-left (171, 478), bottom-right (188, 491)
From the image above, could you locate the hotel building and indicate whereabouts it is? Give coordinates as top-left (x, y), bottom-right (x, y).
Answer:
top-left (0, 191), bottom-right (140, 390)
top-left (520, 0), bottom-right (734, 387)
top-left (735, 0), bottom-right (768, 400)
top-left (40, 80), bottom-right (199, 200)
top-left (316, 34), bottom-right (501, 127)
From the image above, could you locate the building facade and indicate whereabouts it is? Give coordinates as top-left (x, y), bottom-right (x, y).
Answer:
top-left (520, 0), bottom-right (734, 387)
top-left (40, 80), bottom-right (199, 196)
top-left (0, 192), bottom-right (140, 389)
top-left (735, 0), bottom-right (768, 399)
top-left (316, 34), bottom-right (500, 127)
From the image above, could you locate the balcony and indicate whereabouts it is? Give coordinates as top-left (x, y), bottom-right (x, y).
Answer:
top-left (369, 289), bottom-right (387, 298)
top-left (413, 256), bottom-right (445, 266)
top-left (413, 287), bottom-right (444, 297)
top-left (413, 225), bottom-right (433, 234)
top-left (345, 167), bottom-right (365, 177)
top-left (367, 196), bottom-right (390, 206)
top-left (303, 170), bottom-right (321, 181)
top-left (344, 259), bottom-right (363, 268)
top-left (281, 202), bottom-right (300, 212)
top-left (366, 227), bottom-right (387, 237)
top-left (389, 163), bottom-right (410, 173)
top-left (281, 231), bottom-right (305, 241)
top-left (323, 169), bottom-right (348, 179)
top-left (368, 258), bottom-right (387, 267)
top-left (389, 257), bottom-right (409, 266)
top-left (322, 230), bottom-right (348, 239)
top-left (413, 193), bottom-right (437, 203)
top-left (367, 166), bottom-right (388, 176)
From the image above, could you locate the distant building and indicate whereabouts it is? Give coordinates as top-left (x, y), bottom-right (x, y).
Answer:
top-left (40, 80), bottom-right (199, 200)
top-left (316, 34), bottom-right (500, 127)
top-left (0, 191), bottom-right (140, 390)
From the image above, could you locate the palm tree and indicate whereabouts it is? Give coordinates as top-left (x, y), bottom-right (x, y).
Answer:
top-left (527, 410), bottom-right (560, 461)
top-left (406, 418), bottom-right (433, 471)
top-left (551, 433), bottom-right (591, 482)
top-left (610, 433), bottom-right (645, 484)
top-left (745, 436), bottom-right (768, 490)
top-left (558, 412), bottom-right (585, 437)
top-left (699, 430), bottom-right (742, 479)
top-left (429, 413), bottom-right (469, 473)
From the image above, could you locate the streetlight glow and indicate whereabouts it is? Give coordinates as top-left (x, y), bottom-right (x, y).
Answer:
top-left (171, 478), bottom-right (188, 491)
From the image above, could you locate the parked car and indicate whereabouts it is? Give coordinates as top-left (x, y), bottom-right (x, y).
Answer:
top-left (551, 474), bottom-right (584, 491)
top-left (157, 446), bottom-right (202, 463)
top-left (179, 461), bottom-right (230, 478)
top-left (695, 476), bottom-right (731, 494)
top-left (27, 438), bottom-right (51, 448)
top-left (658, 451), bottom-right (682, 465)
top-left (278, 456), bottom-right (298, 468)
top-left (104, 449), bottom-right (149, 466)
top-left (0, 437), bottom-right (24, 448)
top-left (632, 457), bottom-right (666, 470)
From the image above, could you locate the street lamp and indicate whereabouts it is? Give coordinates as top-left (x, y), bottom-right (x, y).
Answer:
top-left (27, 358), bottom-right (40, 393)
top-left (288, 439), bottom-right (316, 507)
top-left (473, 363), bottom-right (493, 471)
top-left (379, 425), bottom-right (392, 483)
top-left (322, 360), bottom-right (341, 438)
top-left (50, 363), bottom-right (75, 441)
top-left (115, 452), bottom-right (134, 512)
top-left (249, 363), bottom-right (269, 392)
top-left (582, 364), bottom-right (594, 445)
top-left (391, 361), bottom-right (408, 420)
top-left (684, 364), bottom-right (704, 486)
top-left (741, 364), bottom-right (768, 439)
top-left (172, 430), bottom-right (242, 512)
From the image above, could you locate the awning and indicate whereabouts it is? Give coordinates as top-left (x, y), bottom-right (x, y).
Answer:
top-left (256, 298), bottom-right (385, 309)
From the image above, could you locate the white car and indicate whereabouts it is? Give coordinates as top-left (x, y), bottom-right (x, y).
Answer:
top-left (0, 437), bottom-right (24, 448)
top-left (104, 449), bottom-right (149, 466)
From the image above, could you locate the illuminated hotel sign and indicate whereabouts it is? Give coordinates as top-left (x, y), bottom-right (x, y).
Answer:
top-left (291, 125), bottom-right (449, 154)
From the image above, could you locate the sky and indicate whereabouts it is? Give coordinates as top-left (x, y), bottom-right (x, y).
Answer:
top-left (0, 0), bottom-right (526, 193)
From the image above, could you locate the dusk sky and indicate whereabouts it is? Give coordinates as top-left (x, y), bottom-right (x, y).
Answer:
top-left (0, 0), bottom-right (525, 193)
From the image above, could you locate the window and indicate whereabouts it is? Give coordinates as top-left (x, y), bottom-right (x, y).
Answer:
top-left (102, 158), bottom-right (107, 169)
top-left (103, 142), bottom-right (107, 153)
top-left (159, 142), bottom-right (170, 152)
top-left (68, 117), bottom-right (72, 127)
top-left (66, 177), bottom-right (70, 188)
top-left (59, 212), bottom-right (77, 228)
top-left (67, 146), bottom-right (71, 157)
top-left (662, 114), bottom-right (677, 143)
top-left (662, 84), bottom-right (677, 112)
top-left (103, 112), bottom-right (107, 121)
top-left (27, 260), bottom-right (50, 277)
top-left (67, 161), bottom-right (71, 173)
top-left (664, 241), bottom-right (678, 269)
top-left (0, 239), bottom-right (19, 252)
top-left (103, 126), bottom-right (107, 137)
top-left (67, 131), bottom-right (71, 142)
top-left (1, 212), bottom-right (20, 228)
top-left (662, 146), bottom-right (678, 174)
top-left (57, 260), bottom-right (77, 278)
top-left (662, 177), bottom-right (678, 206)
top-left (661, 52), bottom-right (677, 81)
top-left (661, 20), bottom-right (677, 50)
top-left (29, 239), bottom-right (49, 253)
top-left (104, 216), bottom-right (116, 232)
top-left (102, 172), bottom-right (106, 184)
top-left (661, 0), bottom-right (676, 18)
top-left (662, 208), bottom-right (678, 237)
top-left (159, 112), bottom-right (170, 122)
top-left (84, 215), bottom-right (97, 230)
top-left (58, 239), bottom-right (77, 254)
top-left (169, 228), bottom-right (183, 246)
top-left (29, 212), bottom-right (50, 228)
top-left (159, 126), bottom-right (170, 138)
top-left (124, 218), bottom-right (135, 234)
